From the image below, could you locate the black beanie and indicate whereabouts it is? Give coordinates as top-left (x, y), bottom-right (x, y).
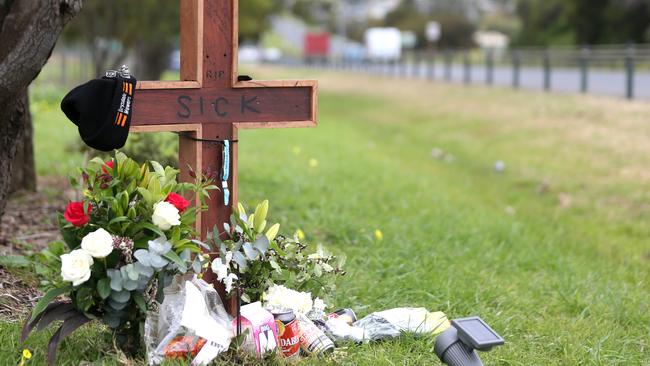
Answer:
top-left (61, 74), bottom-right (137, 152)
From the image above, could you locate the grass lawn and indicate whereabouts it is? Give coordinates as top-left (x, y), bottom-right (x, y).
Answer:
top-left (1, 67), bottom-right (649, 365)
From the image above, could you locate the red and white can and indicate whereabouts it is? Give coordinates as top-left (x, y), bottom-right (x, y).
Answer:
top-left (273, 310), bottom-right (301, 359)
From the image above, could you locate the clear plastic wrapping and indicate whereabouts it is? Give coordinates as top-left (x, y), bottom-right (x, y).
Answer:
top-left (144, 277), bottom-right (234, 365)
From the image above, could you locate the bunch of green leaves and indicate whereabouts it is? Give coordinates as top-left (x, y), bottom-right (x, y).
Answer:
top-left (206, 200), bottom-right (345, 303)
top-left (62, 151), bottom-right (216, 253)
top-left (21, 152), bottom-right (216, 360)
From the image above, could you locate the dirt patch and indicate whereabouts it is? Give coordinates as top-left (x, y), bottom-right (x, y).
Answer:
top-left (0, 267), bottom-right (41, 323)
top-left (0, 176), bottom-right (74, 322)
top-left (0, 176), bottom-right (73, 254)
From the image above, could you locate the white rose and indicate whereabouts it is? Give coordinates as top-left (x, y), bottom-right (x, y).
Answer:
top-left (61, 249), bottom-right (94, 286)
top-left (80, 228), bottom-right (114, 258)
top-left (152, 201), bottom-right (181, 230)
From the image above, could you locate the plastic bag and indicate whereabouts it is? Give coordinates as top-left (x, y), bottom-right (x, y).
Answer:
top-left (353, 308), bottom-right (450, 342)
top-left (145, 277), bottom-right (234, 365)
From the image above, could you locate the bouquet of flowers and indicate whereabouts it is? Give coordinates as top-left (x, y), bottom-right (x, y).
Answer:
top-left (206, 200), bottom-right (346, 304)
top-left (21, 152), bottom-right (216, 363)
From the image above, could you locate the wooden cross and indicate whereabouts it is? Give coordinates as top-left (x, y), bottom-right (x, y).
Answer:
top-left (129, 0), bottom-right (317, 293)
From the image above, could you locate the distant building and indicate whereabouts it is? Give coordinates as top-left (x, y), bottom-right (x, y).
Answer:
top-left (473, 30), bottom-right (509, 50)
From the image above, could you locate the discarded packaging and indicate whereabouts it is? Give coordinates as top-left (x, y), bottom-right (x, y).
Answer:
top-left (163, 335), bottom-right (207, 359)
top-left (297, 313), bottom-right (335, 355)
top-left (354, 307), bottom-right (450, 341)
top-left (234, 302), bottom-right (280, 356)
top-left (144, 278), bottom-right (233, 366)
top-left (327, 308), bottom-right (357, 325)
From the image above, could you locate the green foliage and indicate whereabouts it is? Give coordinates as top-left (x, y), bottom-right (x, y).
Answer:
top-left (204, 200), bottom-right (344, 304)
top-left (63, 0), bottom-right (179, 78)
top-left (240, 0), bottom-right (278, 43)
top-left (119, 133), bottom-right (178, 168)
top-left (22, 152), bottom-right (216, 358)
top-left (15, 69), bottom-right (650, 364)
top-left (383, 0), bottom-right (475, 48)
top-left (514, 0), bottom-right (650, 45)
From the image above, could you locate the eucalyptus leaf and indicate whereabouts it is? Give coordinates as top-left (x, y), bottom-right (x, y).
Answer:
top-left (179, 249), bottom-right (191, 262)
top-left (109, 276), bottom-right (123, 292)
top-left (110, 290), bottom-right (131, 303)
top-left (149, 237), bottom-right (172, 255)
top-left (192, 259), bottom-right (202, 273)
top-left (232, 251), bottom-right (247, 271)
top-left (103, 313), bottom-right (121, 329)
top-left (149, 254), bottom-right (169, 269)
top-left (220, 243), bottom-right (227, 258)
top-left (242, 242), bottom-right (259, 260)
top-left (123, 279), bottom-right (138, 291)
top-left (253, 235), bottom-right (270, 254)
top-left (133, 249), bottom-right (152, 266)
top-left (125, 264), bottom-right (139, 281)
top-left (108, 299), bottom-right (129, 311)
top-left (134, 262), bottom-right (154, 277)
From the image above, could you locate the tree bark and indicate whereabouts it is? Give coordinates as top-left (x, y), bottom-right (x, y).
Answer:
top-left (0, 0), bottom-right (82, 220)
top-left (8, 90), bottom-right (35, 193)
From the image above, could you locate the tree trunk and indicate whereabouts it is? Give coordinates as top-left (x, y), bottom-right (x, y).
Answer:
top-left (0, 0), bottom-right (82, 220)
top-left (9, 90), bottom-right (36, 193)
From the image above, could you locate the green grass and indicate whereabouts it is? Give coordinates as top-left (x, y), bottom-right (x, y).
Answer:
top-left (4, 68), bottom-right (649, 365)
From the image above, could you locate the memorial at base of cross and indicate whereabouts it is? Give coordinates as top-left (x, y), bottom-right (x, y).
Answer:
top-left (129, 0), bottom-right (317, 309)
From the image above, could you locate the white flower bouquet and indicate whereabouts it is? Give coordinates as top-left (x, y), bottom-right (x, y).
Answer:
top-left (21, 152), bottom-right (217, 363)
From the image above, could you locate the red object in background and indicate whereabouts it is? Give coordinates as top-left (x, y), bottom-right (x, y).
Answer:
top-left (304, 32), bottom-right (330, 59)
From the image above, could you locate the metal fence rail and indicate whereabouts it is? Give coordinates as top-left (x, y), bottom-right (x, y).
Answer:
top-left (314, 44), bottom-right (650, 100)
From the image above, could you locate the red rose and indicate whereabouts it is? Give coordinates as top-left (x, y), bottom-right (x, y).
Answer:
top-left (64, 201), bottom-right (91, 227)
top-left (102, 160), bottom-right (114, 174)
top-left (165, 193), bottom-right (190, 213)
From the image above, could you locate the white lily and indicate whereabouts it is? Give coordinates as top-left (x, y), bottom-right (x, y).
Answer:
top-left (223, 273), bottom-right (238, 293)
top-left (211, 258), bottom-right (229, 281)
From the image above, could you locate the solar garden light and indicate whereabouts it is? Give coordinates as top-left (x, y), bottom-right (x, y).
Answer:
top-left (434, 317), bottom-right (504, 366)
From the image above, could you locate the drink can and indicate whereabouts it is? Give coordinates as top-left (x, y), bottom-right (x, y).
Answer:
top-left (327, 308), bottom-right (357, 325)
top-left (273, 310), bottom-right (300, 359)
top-left (297, 315), bottom-right (334, 355)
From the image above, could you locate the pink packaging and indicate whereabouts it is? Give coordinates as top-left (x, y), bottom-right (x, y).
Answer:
top-left (232, 302), bottom-right (279, 356)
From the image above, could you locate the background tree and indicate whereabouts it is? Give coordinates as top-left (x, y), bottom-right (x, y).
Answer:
top-left (240, 0), bottom-right (280, 43)
top-left (514, 0), bottom-right (650, 45)
top-left (63, 0), bottom-right (179, 80)
top-left (384, 0), bottom-right (475, 48)
top-left (0, 0), bottom-right (81, 219)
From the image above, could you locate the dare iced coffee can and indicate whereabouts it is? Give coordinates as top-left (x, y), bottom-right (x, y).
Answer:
top-left (273, 310), bottom-right (301, 359)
